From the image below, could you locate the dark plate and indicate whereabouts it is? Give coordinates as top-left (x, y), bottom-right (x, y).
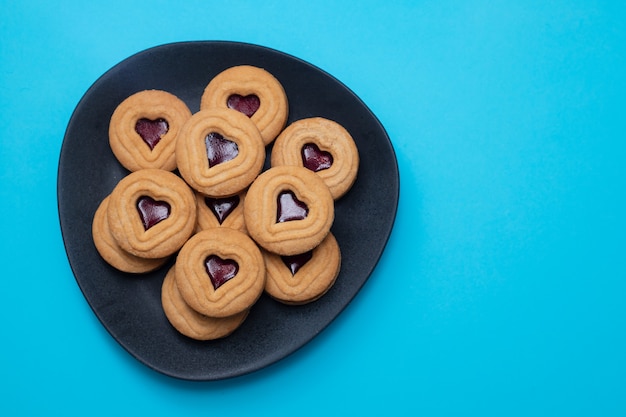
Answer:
top-left (57, 41), bottom-right (399, 381)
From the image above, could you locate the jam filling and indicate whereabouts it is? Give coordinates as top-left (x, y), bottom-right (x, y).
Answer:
top-left (204, 255), bottom-right (239, 290)
top-left (205, 132), bottom-right (239, 167)
top-left (136, 196), bottom-right (171, 230)
top-left (135, 118), bottom-right (169, 150)
top-left (281, 251), bottom-right (313, 276)
top-left (276, 190), bottom-right (308, 223)
top-left (227, 94), bottom-right (260, 117)
top-left (301, 142), bottom-right (333, 172)
top-left (204, 195), bottom-right (240, 224)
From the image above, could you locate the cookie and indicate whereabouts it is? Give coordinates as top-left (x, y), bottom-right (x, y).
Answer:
top-left (263, 232), bottom-right (341, 305)
top-left (200, 65), bottom-right (288, 146)
top-left (161, 265), bottom-right (249, 340)
top-left (271, 117), bottom-right (359, 199)
top-left (107, 169), bottom-right (197, 259)
top-left (109, 90), bottom-right (192, 172)
top-left (243, 166), bottom-right (334, 256)
top-left (195, 189), bottom-right (247, 234)
top-left (175, 108), bottom-right (265, 197)
top-left (92, 196), bottom-right (169, 273)
top-left (175, 228), bottom-right (266, 318)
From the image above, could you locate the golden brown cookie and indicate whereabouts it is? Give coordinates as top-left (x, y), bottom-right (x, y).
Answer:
top-left (200, 65), bottom-right (288, 146)
top-left (109, 90), bottom-right (192, 172)
top-left (161, 265), bottom-right (249, 340)
top-left (175, 228), bottom-right (266, 318)
top-left (263, 232), bottom-right (341, 305)
top-left (107, 169), bottom-right (197, 259)
top-left (175, 108), bottom-right (265, 197)
top-left (92, 196), bottom-right (169, 273)
top-left (271, 117), bottom-right (359, 199)
top-left (195, 189), bottom-right (247, 234)
top-left (243, 166), bottom-right (334, 256)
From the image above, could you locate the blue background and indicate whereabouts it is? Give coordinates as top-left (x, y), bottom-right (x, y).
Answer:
top-left (2, 1), bottom-right (625, 415)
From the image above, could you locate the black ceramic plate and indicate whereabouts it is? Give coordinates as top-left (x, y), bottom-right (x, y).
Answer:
top-left (58, 41), bottom-right (399, 381)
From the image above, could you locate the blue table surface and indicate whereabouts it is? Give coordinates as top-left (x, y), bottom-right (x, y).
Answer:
top-left (2, 1), bottom-right (625, 415)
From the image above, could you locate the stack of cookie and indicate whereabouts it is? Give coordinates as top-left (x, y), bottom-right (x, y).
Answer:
top-left (92, 65), bottom-right (359, 340)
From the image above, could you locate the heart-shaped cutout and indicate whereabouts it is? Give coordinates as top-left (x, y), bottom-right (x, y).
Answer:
top-left (205, 132), bottom-right (239, 167)
top-left (136, 196), bottom-right (171, 230)
top-left (227, 94), bottom-right (260, 117)
top-left (205, 195), bottom-right (240, 224)
top-left (281, 251), bottom-right (313, 276)
top-left (276, 190), bottom-right (309, 223)
top-left (301, 143), bottom-right (333, 172)
top-left (204, 255), bottom-right (239, 290)
top-left (135, 118), bottom-right (169, 150)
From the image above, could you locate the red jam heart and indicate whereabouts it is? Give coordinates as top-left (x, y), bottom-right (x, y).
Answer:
top-left (301, 143), bottom-right (333, 172)
top-left (205, 132), bottom-right (239, 167)
top-left (276, 190), bottom-right (309, 223)
top-left (281, 251), bottom-right (313, 275)
top-left (204, 196), bottom-right (240, 224)
top-left (136, 196), bottom-right (171, 230)
top-left (204, 255), bottom-right (239, 290)
top-left (135, 118), bottom-right (169, 150)
top-left (227, 94), bottom-right (260, 117)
